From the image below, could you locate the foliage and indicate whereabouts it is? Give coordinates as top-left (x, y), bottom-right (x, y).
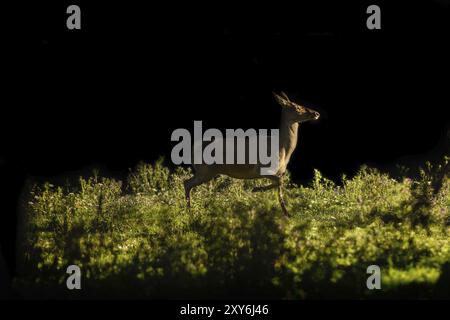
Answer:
top-left (16, 158), bottom-right (450, 299)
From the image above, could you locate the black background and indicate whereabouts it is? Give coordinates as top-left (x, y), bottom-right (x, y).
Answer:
top-left (1, 0), bottom-right (450, 285)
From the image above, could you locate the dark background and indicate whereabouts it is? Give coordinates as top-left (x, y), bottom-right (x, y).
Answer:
top-left (1, 1), bottom-right (450, 282)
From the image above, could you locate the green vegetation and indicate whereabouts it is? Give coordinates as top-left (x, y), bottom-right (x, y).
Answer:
top-left (16, 157), bottom-right (450, 299)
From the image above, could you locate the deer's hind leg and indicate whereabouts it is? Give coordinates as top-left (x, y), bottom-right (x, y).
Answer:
top-left (183, 172), bottom-right (215, 208)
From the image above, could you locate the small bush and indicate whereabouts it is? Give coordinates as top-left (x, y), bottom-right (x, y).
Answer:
top-left (16, 157), bottom-right (450, 299)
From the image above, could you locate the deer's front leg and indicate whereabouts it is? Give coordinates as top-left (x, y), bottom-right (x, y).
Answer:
top-left (251, 176), bottom-right (290, 217)
top-left (252, 175), bottom-right (280, 192)
top-left (278, 184), bottom-right (290, 217)
top-left (263, 176), bottom-right (290, 217)
top-left (252, 184), bottom-right (278, 192)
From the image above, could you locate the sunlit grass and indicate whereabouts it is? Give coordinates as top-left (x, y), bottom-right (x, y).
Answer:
top-left (15, 157), bottom-right (450, 299)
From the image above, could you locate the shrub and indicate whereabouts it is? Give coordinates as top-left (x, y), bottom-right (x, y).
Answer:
top-left (16, 157), bottom-right (450, 299)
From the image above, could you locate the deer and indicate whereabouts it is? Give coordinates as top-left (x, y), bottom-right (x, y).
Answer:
top-left (183, 92), bottom-right (320, 217)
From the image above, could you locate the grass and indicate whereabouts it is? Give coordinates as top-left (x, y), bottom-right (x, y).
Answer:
top-left (14, 157), bottom-right (450, 299)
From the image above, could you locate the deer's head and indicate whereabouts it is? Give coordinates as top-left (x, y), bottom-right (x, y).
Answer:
top-left (273, 92), bottom-right (320, 123)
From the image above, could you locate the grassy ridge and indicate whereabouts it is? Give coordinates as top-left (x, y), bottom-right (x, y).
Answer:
top-left (16, 158), bottom-right (450, 299)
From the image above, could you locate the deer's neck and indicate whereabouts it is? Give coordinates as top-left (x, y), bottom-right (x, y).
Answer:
top-left (279, 112), bottom-right (299, 167)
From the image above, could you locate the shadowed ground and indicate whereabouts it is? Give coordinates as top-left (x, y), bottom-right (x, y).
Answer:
top-left (0, 247), bottom-right (11, 299)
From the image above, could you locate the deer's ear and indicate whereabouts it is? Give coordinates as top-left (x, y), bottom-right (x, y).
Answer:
top-left (273, 92), bottom-right (290, 108)
top-left (280, 91), bottom-right (290, 101)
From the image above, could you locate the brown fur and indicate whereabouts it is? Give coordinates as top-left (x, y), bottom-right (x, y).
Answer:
top-left (184, 92), bottom-right (320, 216)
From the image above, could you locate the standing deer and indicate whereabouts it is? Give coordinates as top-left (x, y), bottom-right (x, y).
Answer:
top-left (184, 92), bottom-right (320, 216)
